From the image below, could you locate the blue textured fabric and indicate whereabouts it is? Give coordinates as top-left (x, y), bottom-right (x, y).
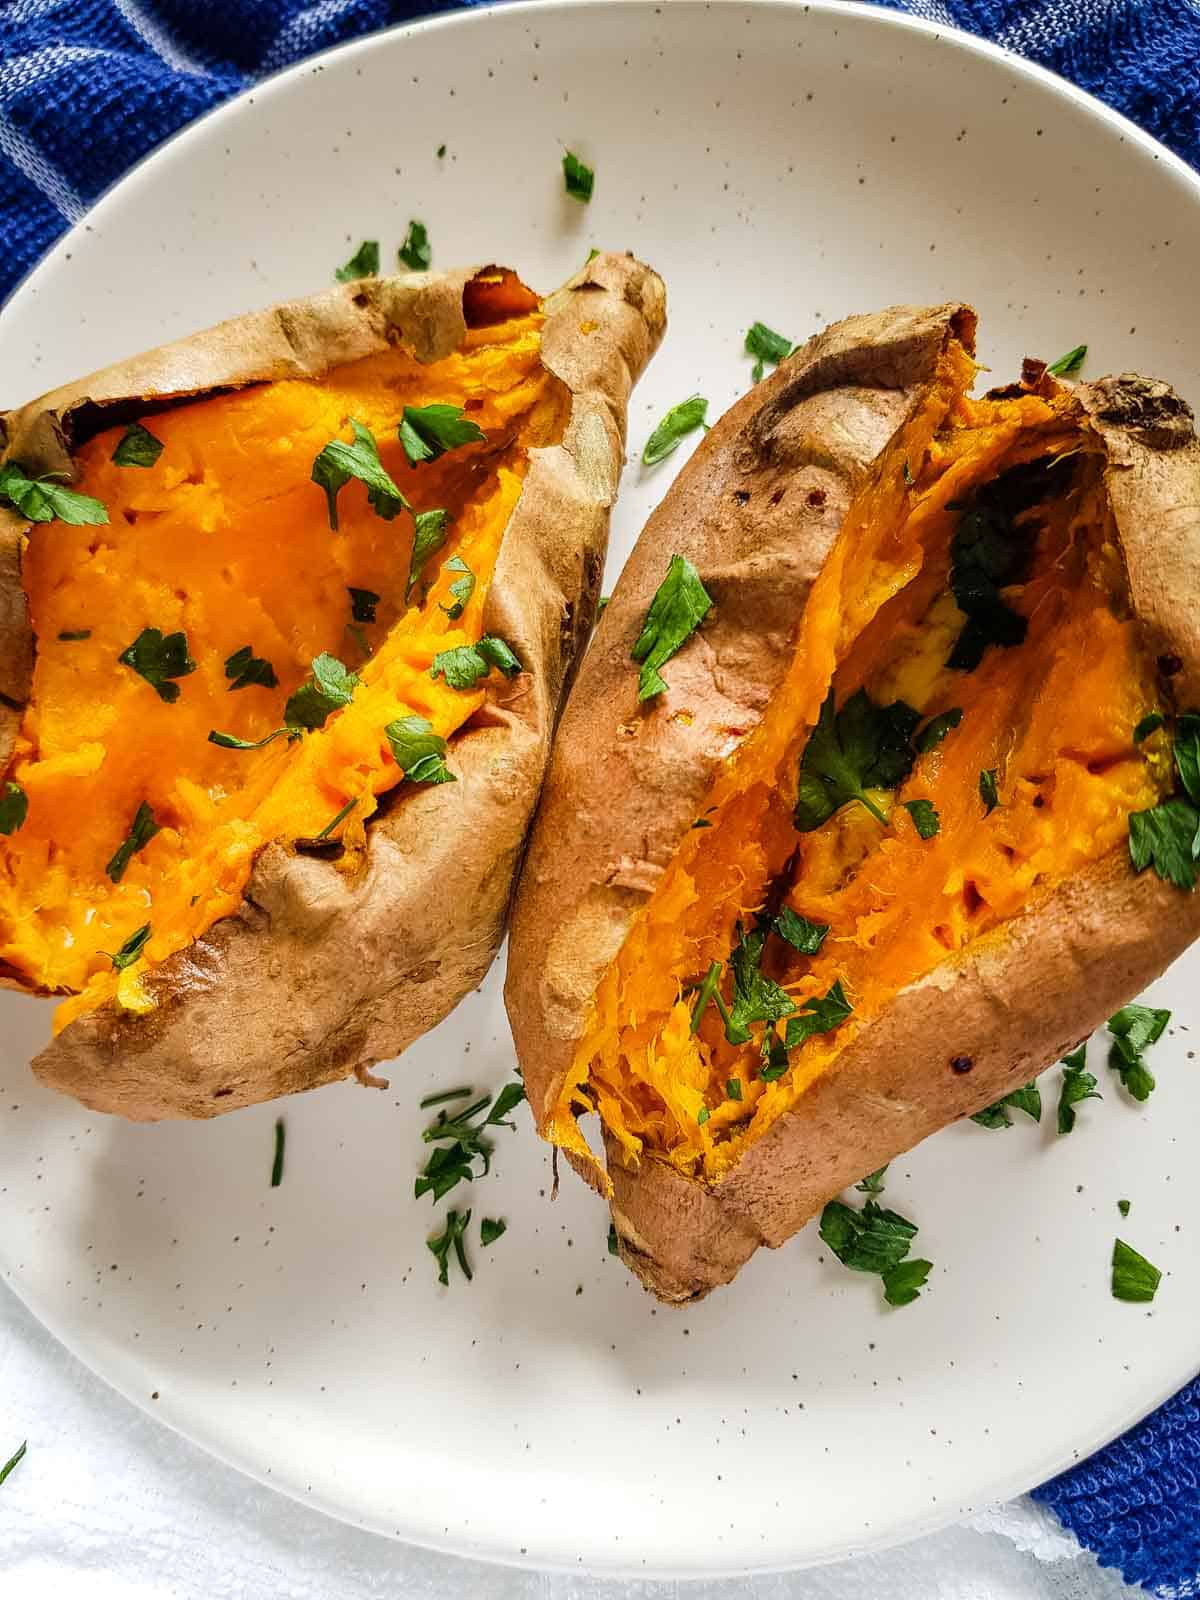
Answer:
top-left (1, 0), bottom-right (1199, 1592)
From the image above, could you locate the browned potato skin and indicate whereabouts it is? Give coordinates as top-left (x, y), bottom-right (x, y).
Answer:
top-left (0, 253), bottom-right (666, 1119)
top-left (505, 310), bottom-right (1200, 1303)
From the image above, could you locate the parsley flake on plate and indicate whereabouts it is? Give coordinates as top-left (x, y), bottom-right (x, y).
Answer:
top-left (744, 321), bottom-right (793, 384)
top-left (335, 240), bottom-right (379, 281)
top-left (1111, 1237), bottom-right (1160, 1303)
top-left (428, 1208), bottom-right (473, 1285)
top-left (0, 1440), bottom-right (26, 1489)
top-left (855, 1166), bottom-right (888, 1194)
top-left (642, 396), bottom-right (708, 466)
top-left (1107, 1003), bottom-right (1170, 1101)
top-left (399, 220), bottom-right (432, 271)
top-left (480, 1217), bottom-right (507, 1247)
top-left (1057, 1044), bottom-right (1102, 1134)
top-left (270, 1119), bottom-right (286, 1187)
top-left (1046, 344), bottom-right (1087, 377)
top-left (415, 1080), bottom-right (525, 1203)
top-left (562, 150), bottom-right (594, 202)
top-left (819, 1197), bottom-right (931, 1307)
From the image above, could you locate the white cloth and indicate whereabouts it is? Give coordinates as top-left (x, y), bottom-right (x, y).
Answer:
top-left (0, 1280), bottom-right (1136, 1598)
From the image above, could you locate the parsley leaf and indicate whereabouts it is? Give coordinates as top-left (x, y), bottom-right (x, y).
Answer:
top-left (0, 461), bottom-right (108, 525)
top-left (883, 1258), bottom-right (933, 1308)
top-left (1047, 344), bottom-right (1087, 378)
top-left (631, 553), bottom-right (714, 702)
top-left (398, 220), bottom-right (432, 271)
top-left (1133, 712), bottom-right (1164, 744)
top-left (562, 150), bottom-right (594, 202)
top-left (744, 321), bottom-right (793, 384)
top-left (224, 644), bottom-right (278, 691)
top-left (1173, 711), bottom-right (1200, 804)
top-left (406, 508), bottom-right (450, 601)
top-left (915, 707), bottom-right (963, 753)
top-left (1057, 1044), bottom-right (1101, 1134)
top-left (385, 715), bottom-right (455, 785)
top-left (773, 908), bottom-right (829, 955)
top-left (1118, 1199), bottom-right (1131, 1218)
top-left (428, 1208), bottom-right (473, 1284)
top-left (106, 800), bottom-right (160, 884)
top-left (642, 396), bottom-right (708, 466)
top-left (607, 1222), bottom-right (620, 1256)
top-left (118, 627), bottom-right (196, 703)
top-left (1129, 799), bottom-right (1200, 889)
top-left (271, 1119), bottom-right (286, 1187)
top-left (1107, 1003), bottom-right (1170, 1101)
top-left (856, 1166), bottom-right (888, 1194)
top-left (946, 501), bottom-right (1029, 671)
top-left (979, 768), bottom-right (1000, 815)
top-left (284, 652), bottom-right (358, 732)
top-left (399, 403), bottom-right (486, 466)
top-left (0, 1440), bottom-right (27, 1489)
top-left (415, 1080), bottom-right (525, 1202)
top-left (335, 240), bottom-right (379, 281)
top-left (480, 1217), bottom-right (507, 1247)
top-left (903, 799), bottom-right (940, 838)
top-left (439, 554), bottom-right (476, 620)
top-left (794, 689), bottom-right (920, 831)
top-left (105, 923), bottom-right (151, 971)
top-left (0, 780), bottom-right (28, 836)
top-left (348, 587), bottom-right (379, 624)
top-left (726, 1077), bottom-right (743, 1102)
top-left (112, 422), bottom-right (164, 468)
top-left (724, 923), bottom-right (796, 1046)
top-left (1112, 1237), bottom-right (1160, 1303)
top-left (820, 1198), bottom-right (919, 1275)
top-left (971, 1080), bottom-right (1041, 1129)
top-left (782, 979), bottom-right (852, 1052)
top-left (429, 635), bottom-right (522, 690)
top-left (312, 419), bottom-right (407, 531)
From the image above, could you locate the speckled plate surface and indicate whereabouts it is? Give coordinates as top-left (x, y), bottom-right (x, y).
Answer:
top-left (3, 0), bottom-right (1200, 1577)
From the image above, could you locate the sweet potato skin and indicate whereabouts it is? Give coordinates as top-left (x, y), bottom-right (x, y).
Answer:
top-left (505, 314), bottom-right (1200, 1303)
top-left (1, 253), bottom-right (665, 1118)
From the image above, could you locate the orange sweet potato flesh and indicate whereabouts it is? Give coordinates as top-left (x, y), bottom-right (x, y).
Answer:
top-left (505, 304), bottom-right (1200, 1301)
top-left (2, 301), bottom-right (561, 1023)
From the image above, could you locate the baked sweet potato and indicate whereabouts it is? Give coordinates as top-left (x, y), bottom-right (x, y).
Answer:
top-left (506, 304), bottom-right (1200, 1302)
top-left (0, 253), bottom-right (665, 1119)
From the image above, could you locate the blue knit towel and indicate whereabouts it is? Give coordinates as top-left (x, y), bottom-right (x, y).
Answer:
top-left (2, 1), bottom-right (1200, 1591)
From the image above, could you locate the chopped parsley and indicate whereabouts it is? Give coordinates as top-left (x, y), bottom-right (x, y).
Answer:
top-left (642, 396), bottom-right (708, 466)
top-left (406, 508), bottom-right (450, 601)
top-left (724, 922), bottom-right (796, 1046)
top-left (112, 422), bottom-right (164, 468)
top-left (270, 1119), bottom-right (286, 1187)
top-left (312, 418), bottom-right (407, 531)
top-left (439, 554), bottom-right (475, 621)
top-left (1107, 1003), bottom-right (1170, 1101)
top-left (773, 907), bottom-right (829, 955)
top-left (903, 799), bottom-right (940, 838)
top-left (0, 461), bottom-right (107, 525)
top-left (480, 1217), bottom-right (507, 1247)
top-left (348, 587), bottom-right (379, 624)
top-left (429, 636), bottom-right (522, 690)
top-left (1047, 343), bottom-right (1087, 377)
top-left (782, 979), bottom-right (852, 1052)
top-left (794, 688), bottom-right (920, 831)
top-left (57, 629), bottom-right (91, 641)
top-left (744, 321), bottom-right (793, 384)
top-left (971, 1080), bottom-right (1041, 1129)
top-left (1057, 1044), bottom-right (1101, 1134)
top-left (420, 1086), bottom-right (474, 1110)
top-left (386, 715), bottom-right (455, 785)
top-left (223, 644), bottom-right (278, 691)
top-left (415, 1080), bottom-right (525, 1203)
top-left (726, 1077), bottom-right (743, 1102)
top-left (398, 220), bottom-right (432, 271)
top-left (1118, 1199), bottom-right (1131, 1218)
top-left (697, 1107), bottom-right (711, 1126)
top-left (1172, 711), bottom-right (1200, 803)
top-left (399, 403), bottom-right (486, 466)
top-left (979, 768), bottom-right (1000, 815)
top-left (946, 497), bottom-right (1029, 671)
top-left (915, 707), bottom-right (963, 754)
top-left (0, 780), bottom-right (28, 836)
top-left (631, 553), bottom-right (713, 701)
top-left (1133, 712), bottom-right (1164, 744)
top-left (1111, 1237), bottom-right (1160, 1303)
top-left (607, 1222), bottom-right (619, 1256)
top-left (562, 150), bottom-right (594, 202)
top-left (106, 800), bottom-right (160, 884)
top-left (0, 1440), bottom-right (26, 1489)
top-left (1128, 799), bottom-right (1200, 890)
top-left (819, 1197), bottom-right (930, 1306)
top-left (105, 923), bottom-right (151, 971)
top-left (428, 1208), bottom-right (472, 1284)
top-left (437, 143), bottom-right (447, 158)
top-left (688, 961), bottom-right (724, 1035)
top-left (855, 1166), bottom-right (888, 1194)
top-left (314, 796), bottom-right (358, 840)
top-left (208, 728), bottom-right (287, 751)
top-left (284, 652), bottom-right (359, 732)
top-left (335, 240), bottom-right (380, 281)
top-left (118, 627), bottom-right (196, 703)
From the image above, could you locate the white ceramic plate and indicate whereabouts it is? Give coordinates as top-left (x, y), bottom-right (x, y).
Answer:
top-left (3, 0), bottom-right (1200, 1577)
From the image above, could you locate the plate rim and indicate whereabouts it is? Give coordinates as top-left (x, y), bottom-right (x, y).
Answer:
top-left (3, 0), bottom-right (1200, 1577)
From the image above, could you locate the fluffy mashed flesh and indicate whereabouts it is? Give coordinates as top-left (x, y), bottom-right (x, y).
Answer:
top-left (556, 362), bottom-right (1169, 1182)
top-left (1, 277), bottom-right (568, 1026)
